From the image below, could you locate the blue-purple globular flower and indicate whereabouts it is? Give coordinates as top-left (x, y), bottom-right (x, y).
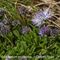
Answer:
top-left (39, 26), bottom-right (51, 36)
top-left (32, 8), bottom-right (54, 27)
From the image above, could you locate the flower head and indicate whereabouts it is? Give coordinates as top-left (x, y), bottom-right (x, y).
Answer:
top-left (32, 8), bottom-right (54, 27)
top-left (17, 6), bottom-right (27, 15)
top-left (39, 25), bottom-right (51, 36)
top-left (0, 22), bottom-right (10, 36)
top-left (50, 27), bottom-right (60, 36)
top-left (21, 26), bottom-right (31, 34)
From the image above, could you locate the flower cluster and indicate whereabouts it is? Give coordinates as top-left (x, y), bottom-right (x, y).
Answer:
top-left (39, 25), bottom-right (60, 36)
top-left (39, 25), bottom-right (51, 36)
top-left (32, 7), bottom-right (60, 36)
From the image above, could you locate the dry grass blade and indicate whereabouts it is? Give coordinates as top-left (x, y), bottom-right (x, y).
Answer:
top-left (48, 20), bottom-right (60, 28)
